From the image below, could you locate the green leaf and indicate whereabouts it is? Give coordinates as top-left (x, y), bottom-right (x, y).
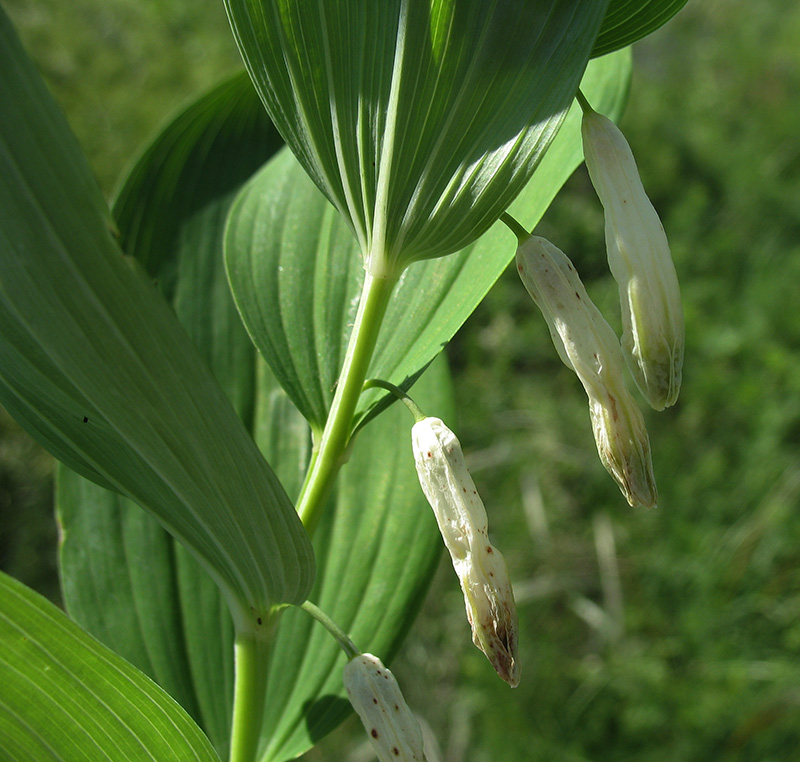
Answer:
top-left (58, 469), bottom-right (236, 758)
top-left (259, 354), bottom-right (453, 761)
top-left (0, 8), bottom-right (313, 627)
top-left (225, 50), bottom-right (631, 431)
top-left (57, 69), bottom-right (292, 758)
top-left (58, 359), bottom-right (310, 761)
top-left (0, 571), bottom-right (220, 762)
top-left (224, 0), bottom-right (610, 274)
top-left (112, 71), bottom-right (284, 424)
top-left (593, 0), bottom-right (689, 57)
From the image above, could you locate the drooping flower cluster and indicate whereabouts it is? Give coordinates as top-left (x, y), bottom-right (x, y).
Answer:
top-left (343, 652), bottom-right (427, 762)
top-left (412, 416), bottom-right (519, 686)
top-left (510, 95), bottom-right (684, 507)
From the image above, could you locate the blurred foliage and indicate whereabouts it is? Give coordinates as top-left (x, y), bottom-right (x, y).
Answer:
top-left (3, 0), bottom-right (800, 760)
top-left (3, 0), bottom-right (241, 193)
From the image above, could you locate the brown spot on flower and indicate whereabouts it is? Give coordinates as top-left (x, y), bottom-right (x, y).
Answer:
top-left (608, 393), bottom-right (619, 421)
top-left (371, 729), bottom-right (379, 739)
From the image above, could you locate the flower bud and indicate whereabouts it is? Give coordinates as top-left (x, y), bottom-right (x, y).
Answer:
top-left (412, 416), bottom-right (519, 686)
top-left (581, 107), bottom-right (684, 411)
top-left (516, 236), bottom-right (658, 508)
top-left (343, 653), bottom-right (426, 762)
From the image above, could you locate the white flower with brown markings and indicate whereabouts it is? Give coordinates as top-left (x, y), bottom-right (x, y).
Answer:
top-left (581, 105), bottom-right (684, 411)
top-left (412, 416), bottom-right (519, 686)
top-left (343, 653), bottom-right (426, 762)
top-left (516, 235), bottom-right (658, 509)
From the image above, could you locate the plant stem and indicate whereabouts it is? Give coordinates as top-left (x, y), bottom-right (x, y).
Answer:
top-left (229, 624), bottom-right (273, 762)
top-left (300, 601), bottom-right (359, 659)
top-left (363, 377), bottom-right (427, 422)
top-left (499, 212), bottom-right (530, 244)
top-left (295, 269), bottom-right (397, 534)
top-left (575, 87), bottom-right (592, 114)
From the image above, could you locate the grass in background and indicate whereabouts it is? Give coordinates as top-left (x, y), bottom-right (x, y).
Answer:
top-left (3, 1), bottom-right (800, 760)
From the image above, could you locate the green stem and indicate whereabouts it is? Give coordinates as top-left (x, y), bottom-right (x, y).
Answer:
top-left (229, 624), bottom-right (273, 762)
top-left (363, 377), bottom-right (426, 422)
top-left (295, 269), bottom-right (397, 534)
top-left (300, 601), bottom-right (359, 659)
top-left (499, 212), bottom-right (530, 245)
top-left (575, 88), bottom-right (592, 114)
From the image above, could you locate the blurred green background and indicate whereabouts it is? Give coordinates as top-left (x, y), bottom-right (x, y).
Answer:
top-left (3, 1), bottom-right (800, 760)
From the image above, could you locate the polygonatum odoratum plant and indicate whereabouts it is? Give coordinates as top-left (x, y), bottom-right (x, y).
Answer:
top-left (0, 2), bottom-right (687, 760)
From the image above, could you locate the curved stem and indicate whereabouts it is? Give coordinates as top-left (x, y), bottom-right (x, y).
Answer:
top-left (499, 212), bottom-right (530, 245)
top-left (295, 269), bottom-right (397, 534)
top-left (363, 377), bottom-right (426, 422)
top-left (300, 601), bottom-right (359, 659)
top-left (229, 623), bottom-right (274, 762)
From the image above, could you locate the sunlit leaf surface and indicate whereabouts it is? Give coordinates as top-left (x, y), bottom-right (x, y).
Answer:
top-left (224, 0), bottom-right (609, 272)
top-left (593, 0), bottom-right (689, 57)
top-left (0, 571), bottom-right (220, 762)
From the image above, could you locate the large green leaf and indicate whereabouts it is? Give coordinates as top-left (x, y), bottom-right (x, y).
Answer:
top-left (224, 0), bottom-right (610, 274)
top-left (259, 355), bottom-right (453, 762)
top-left (0, 8), bottom-right (312, 627)
top-left (58, 70), bottom-right (288, 758)
top-left (0, 571), bottom-right (220, 762)
top-left (593, 0), bottom-right (689, 58)
top-left (225, 49), bottom-right (631, 431)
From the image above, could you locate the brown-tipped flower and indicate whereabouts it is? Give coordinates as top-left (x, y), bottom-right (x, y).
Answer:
top-left (581, 107), bottom-right (684, 411)
top-left (412, 416), bottom-right (519, 686)
top-left (516, 236), bottom-right (658, 509)
top-left (343, 653), bottom-right (426, 761)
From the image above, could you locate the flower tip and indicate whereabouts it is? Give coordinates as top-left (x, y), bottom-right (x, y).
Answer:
top-left (412, 416), bottom-right (521, 686)
top-left (471, 591), bottom-right (520, 687)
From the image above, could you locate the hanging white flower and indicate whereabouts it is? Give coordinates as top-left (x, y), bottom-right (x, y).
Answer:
top-left (412, 416), bottom-right (519, 686)
top-left (516, 235), bottom-right (658, 509)
top-left (343, 653), bottom-right (426, 762)
top-left (581, 105), bottom-right (684, 411)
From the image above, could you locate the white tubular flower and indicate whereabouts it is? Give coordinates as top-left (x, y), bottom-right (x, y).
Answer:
top-left (516, 236), bottom-right (658, 509)
top-left (412, 416), bottom-right (519, 687)
top-left (581, 107), bottom-right (684, 411)
top-left (343, 653), bottom-right (426, 762)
